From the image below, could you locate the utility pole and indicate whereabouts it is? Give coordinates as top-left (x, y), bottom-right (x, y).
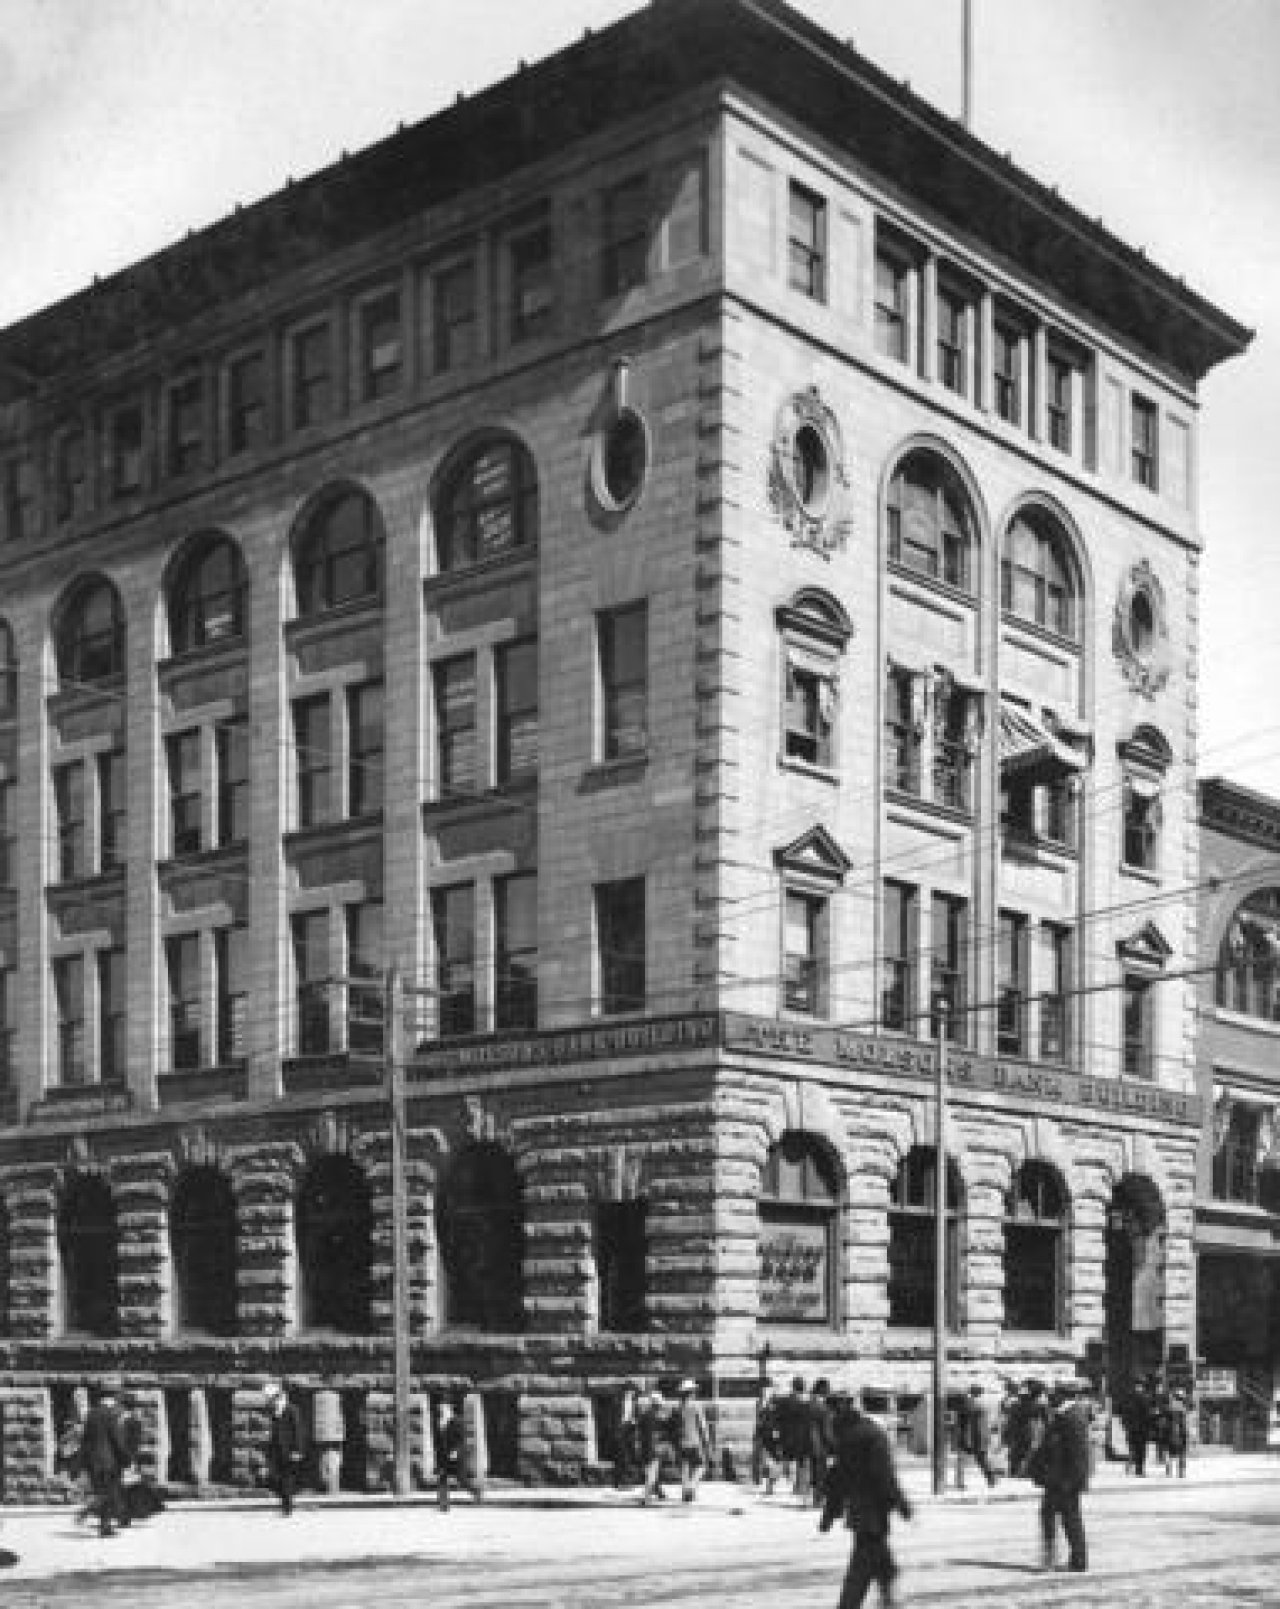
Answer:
top-left (386, 964), bottom-right (412, 1497)
top-left (932, 999), bottom-right (949, 1498)
top-left (960, 0), bottom-right (973, 130)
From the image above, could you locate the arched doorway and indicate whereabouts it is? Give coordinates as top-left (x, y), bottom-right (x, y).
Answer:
top-left (1104, 1173), bottom-right (1166, 1391)
top-left (58, 1173), bottom-right (119, 1336)
top-left (295, 1155), bottom-right (374, 1333)
top-left (171, 1167), bottom-right (238, 1335)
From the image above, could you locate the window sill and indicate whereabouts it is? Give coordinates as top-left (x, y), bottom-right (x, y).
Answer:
top-left (887, 559), bottom-right (976, 611)
top-left (779, 755), bottom-right (838, 785)
top-left (1213, 1007), bottom-right (1280, 1037)
top-left (1120, 861), bottom-right (1161, 885)
top-left (581, 754), bottom-right (648, 791)
top-left (424, 545), bottom-right (537, 592)
top-left (886, 788), bottom-right (973, 828)
top-left (1002, 830), bottom-right (1078, 864)
top-left (999, 610), bottom-right (1081, 656)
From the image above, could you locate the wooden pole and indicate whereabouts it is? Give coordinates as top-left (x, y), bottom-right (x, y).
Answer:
top-left (932, 1003), bottom-right (949, 1497)
top-left (387, 965), bottom-right (412, 1497)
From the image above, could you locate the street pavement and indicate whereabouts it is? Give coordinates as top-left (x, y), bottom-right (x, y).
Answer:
top-left (0, 1452), bottom-right (1277, 1606)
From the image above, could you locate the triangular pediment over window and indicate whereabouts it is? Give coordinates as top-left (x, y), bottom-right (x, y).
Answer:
top-left (1117, 921), bottom-right (1173, 969)
top-left (774, 824), bottom-right (852, 884)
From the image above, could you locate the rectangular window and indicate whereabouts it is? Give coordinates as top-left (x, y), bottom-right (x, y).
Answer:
top-left (1131, 394), bottom-right (1158, 489)
top-left (1047, 355), bottom-right (1073, 453)
top-left (293, 695), bottom-right (332, 829)
top-left (292, 910), bottom-right (331, 1055)
top-left (227, 352), bottom-right (266, 454)
top-left (3, 458), bottom-right (37, 542)
top-left (216, 925), bottom-right (248, 1063)
top-left (0, 963), bottom-right (14, 1095)
top-left (596, 1200), bottom-right (647, 1332)
top-left (167, 374), bottom-right (204, 476)
top-left (787, 182), bottom-right (826, 301)
top-left (347, 680), bottom-right (384, 817)
top-left (433, 883), bottom-right (476, 1037)
top-left (1123, 779), bottom-right (1160, 872)
top-left (993, 322), bottom-right (1022, 424)
top-left (930, 894), bottom-right (966, 1043)
top-left (433, 261), bottom-right (477, 373)
top-left (55, 430), bottom-right (87, 523)
top-left (1042, 774), bottom-right (1077, 849)
top-left (1040, 923), bottom-right (1072, 1063)
top-left (510, 225), bottom-right (554, 343)
top-left (874, 249), bottom-right (911, 362)
top-left (98, 751), bottom-right (126, 873)
top-left (292, 323), bottom-right (333, 429)
top-left (936, 288), bottom-right (968, 395)
top-left (110, 406), bottom-right (144, 498)
top-left (55, 761), bottom-right (87, 881)
top-left (434, 655), bottom-right (477, 798)
top-left (599, 603), bottom-right (648, 761)
top-left (997, 910), bottom-right (1027, 1057)
top-left (495, 872), bottom-right (538, 1032)
top-left (597, 877), bottom-right (645, 1015)
top-left (932, 684), bottom-right (972, 812)
top-left (881, 881), bottom-right (916, 1032)
top-left (496, 639), bottom-right (538, 785)
top-left (98, 947), bottom-right (126, 1083)
top-left (783, 888), bottom-right (826, 1016)
top-left (0, 779), bottom-right (14, 888)
top-left (346, 901), bottom-right (384, 1056)
top-left (216, 719), bottom-right (250, 847)
top-left (53, 955), bottom-right (86, 1086)
top-left (784, 660), bottom-right (834, 768)
top-left (166, 934), bottom-right (202, 1071)
top-left (167, 731), bottom-right (203, 856)
top-left (884, 668), bottom-right (921, 796)
top-left (602, 175), bottom-right (649, 297)
top-left (357, 289), bottom-right (403, 401)
top-left (1122, 975), bottom-right (1153, 1078)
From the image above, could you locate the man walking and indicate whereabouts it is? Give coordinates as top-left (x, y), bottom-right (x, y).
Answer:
top-left (1030, 1382), bottom-right (1090, 1573)
top-left (79, 1384), bottom-right (130, 1538)
top-left (957, 1385), bottom-right (997, 1490)
top-left (674, 1379), bottom-right (713, 1503)
top-left (263, 1381), bottom-right (305, 1516)
top-left (638, 1385), bottom-right (669, 1504)
top-left (820, 1390), bottom-right (913, 1609)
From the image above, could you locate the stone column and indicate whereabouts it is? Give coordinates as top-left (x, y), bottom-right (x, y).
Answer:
top-left (1, 1166), bottom-right (59, 1339)
top-left (111, 1153), bottom-right (172, 1339)
top-left (960, 1159), bottom-right (1009, 1346)
top-left (231, 1384), bottom-right (268, 1490)
top-left (230, 1142), bottom-right (300, 1337)
top-left (844, 1142), bottom-right (895, 1350)
top-left (189, 1386), bottom-right (213, 1486)
top-left (1069, 1187), bottom-right (1108, 1342)
top-left (125, 1385), bottom-right (168, 1483)
top-left (0, 1386), bottom-right (52, 1499)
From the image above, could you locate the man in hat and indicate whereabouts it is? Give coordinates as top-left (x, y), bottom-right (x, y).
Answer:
top-left (820, 1388), bottom-right (913, 1608)
top-left (674, 1379), bottom-right (713, 1503)
top-left (79, 1384), bottom-right (130, 1538)
top-left (957, 1384), bottom-right (997, 1491)
top-left (1029, 1382), bottom-right (1090, 1573)
top-left (638, 1385), bottom-right (669, 1504)
top-left (262, 1381), bottom-right (305, 1516)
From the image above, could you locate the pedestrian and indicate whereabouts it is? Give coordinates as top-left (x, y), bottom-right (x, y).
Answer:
top-left (1014, 1379), bottom-right (1049, 1478)
top-left (808, 1378), bottom-right (835, 1507)
top-left (957, 1385), bottom-right (998, 1490)
top-left (262, 1380), bottom-right (305, 1517)
top-left (820, 1389), bottom-right (913, 1609)
top-left (435, 1395), bottom-right (466, 1511)
top-left (1028, 1382), bottom-right (1089, 1574)
top-left (674, 1379), bottom-right (713, 1503)
top-left (638, 1385), bottom-right (669, 1504)
top-left (1164, 1390), bottom-right (1189, 1478)
top-left (778, 1375), bottom-right (811, 1500)
top-left (78, 1384), bottom-right (130, 1538)
top-left (1123, 1379), bottom-right (1151, 1477)
top-left (615, 1381), bottom-right (641, 1490)
top-left (751, 1377), bottom-right (782, 1494)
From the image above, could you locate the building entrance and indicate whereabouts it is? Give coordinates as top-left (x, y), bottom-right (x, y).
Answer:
top-left (1104, 1173), bottom-right (1166, 1395)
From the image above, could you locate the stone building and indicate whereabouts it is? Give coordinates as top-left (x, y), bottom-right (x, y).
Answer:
top-left (1195, 779), bottom-right (1280, 1450)
top-left (0, 0), bottom-right (1250, 1493)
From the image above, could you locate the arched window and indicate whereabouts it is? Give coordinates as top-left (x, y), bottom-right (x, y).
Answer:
top-left (293, 488), bottom-right (384, 618)
top-left (295, 1155), bottom-right (373, 1333)
top-left (55, 577), bottom-right (125, 688)
top-left (58, 1173), bottom-right (118, 1336)
top-left (1003, 1161), bottom-right (1067, 1332)
top-left (886, 452), bottom-right (975, 592)
top-left (1001, 511), bottom-right (1078, 640)
top-left (167, 534), bottom-right (247, 653)
top-left (776, 590), bottom-right (852, 773)
top-left (438, 1143), bottom-right (524, 1331)
top-left (436, 439), bottom-right (538, 573)
top-left (171, 1167), bottom-right (238, 1336)
top-left (0, 619), bottom-right (16, 718)
top-left (1217, 889), bottom-right (1280, 1022)
top-left (758, 1131), bottom-right (840, 1325)
top-left (887, 1145), bottom-right (962, 1329)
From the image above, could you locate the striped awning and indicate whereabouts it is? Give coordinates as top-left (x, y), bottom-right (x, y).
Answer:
top-left (999, 701), bottom-right (1087, 782)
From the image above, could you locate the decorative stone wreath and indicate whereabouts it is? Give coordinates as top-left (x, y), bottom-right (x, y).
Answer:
top-left (1113, 558), bottom-right (1170, 697)
top-left (767, 385), bottom-right (851, 559)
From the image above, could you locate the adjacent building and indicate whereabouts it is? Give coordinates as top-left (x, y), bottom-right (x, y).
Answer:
top-left (0, 0), bottom-right (1250, 1493)
top-left (1196, 779), bottom-right (1280, 1450)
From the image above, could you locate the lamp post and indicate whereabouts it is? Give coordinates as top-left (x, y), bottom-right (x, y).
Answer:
top-left (932, 998), bottom-right (949, 1498)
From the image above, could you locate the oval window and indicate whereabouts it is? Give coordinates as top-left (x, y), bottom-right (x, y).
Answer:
top-left (1130, 589), bottom-right (1155, 658)
top-left (790, 422), bottom-right (830, 516)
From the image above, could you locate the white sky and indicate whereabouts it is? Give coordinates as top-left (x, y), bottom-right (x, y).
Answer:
top-left (3, 0), bottom-right (1277, 793)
